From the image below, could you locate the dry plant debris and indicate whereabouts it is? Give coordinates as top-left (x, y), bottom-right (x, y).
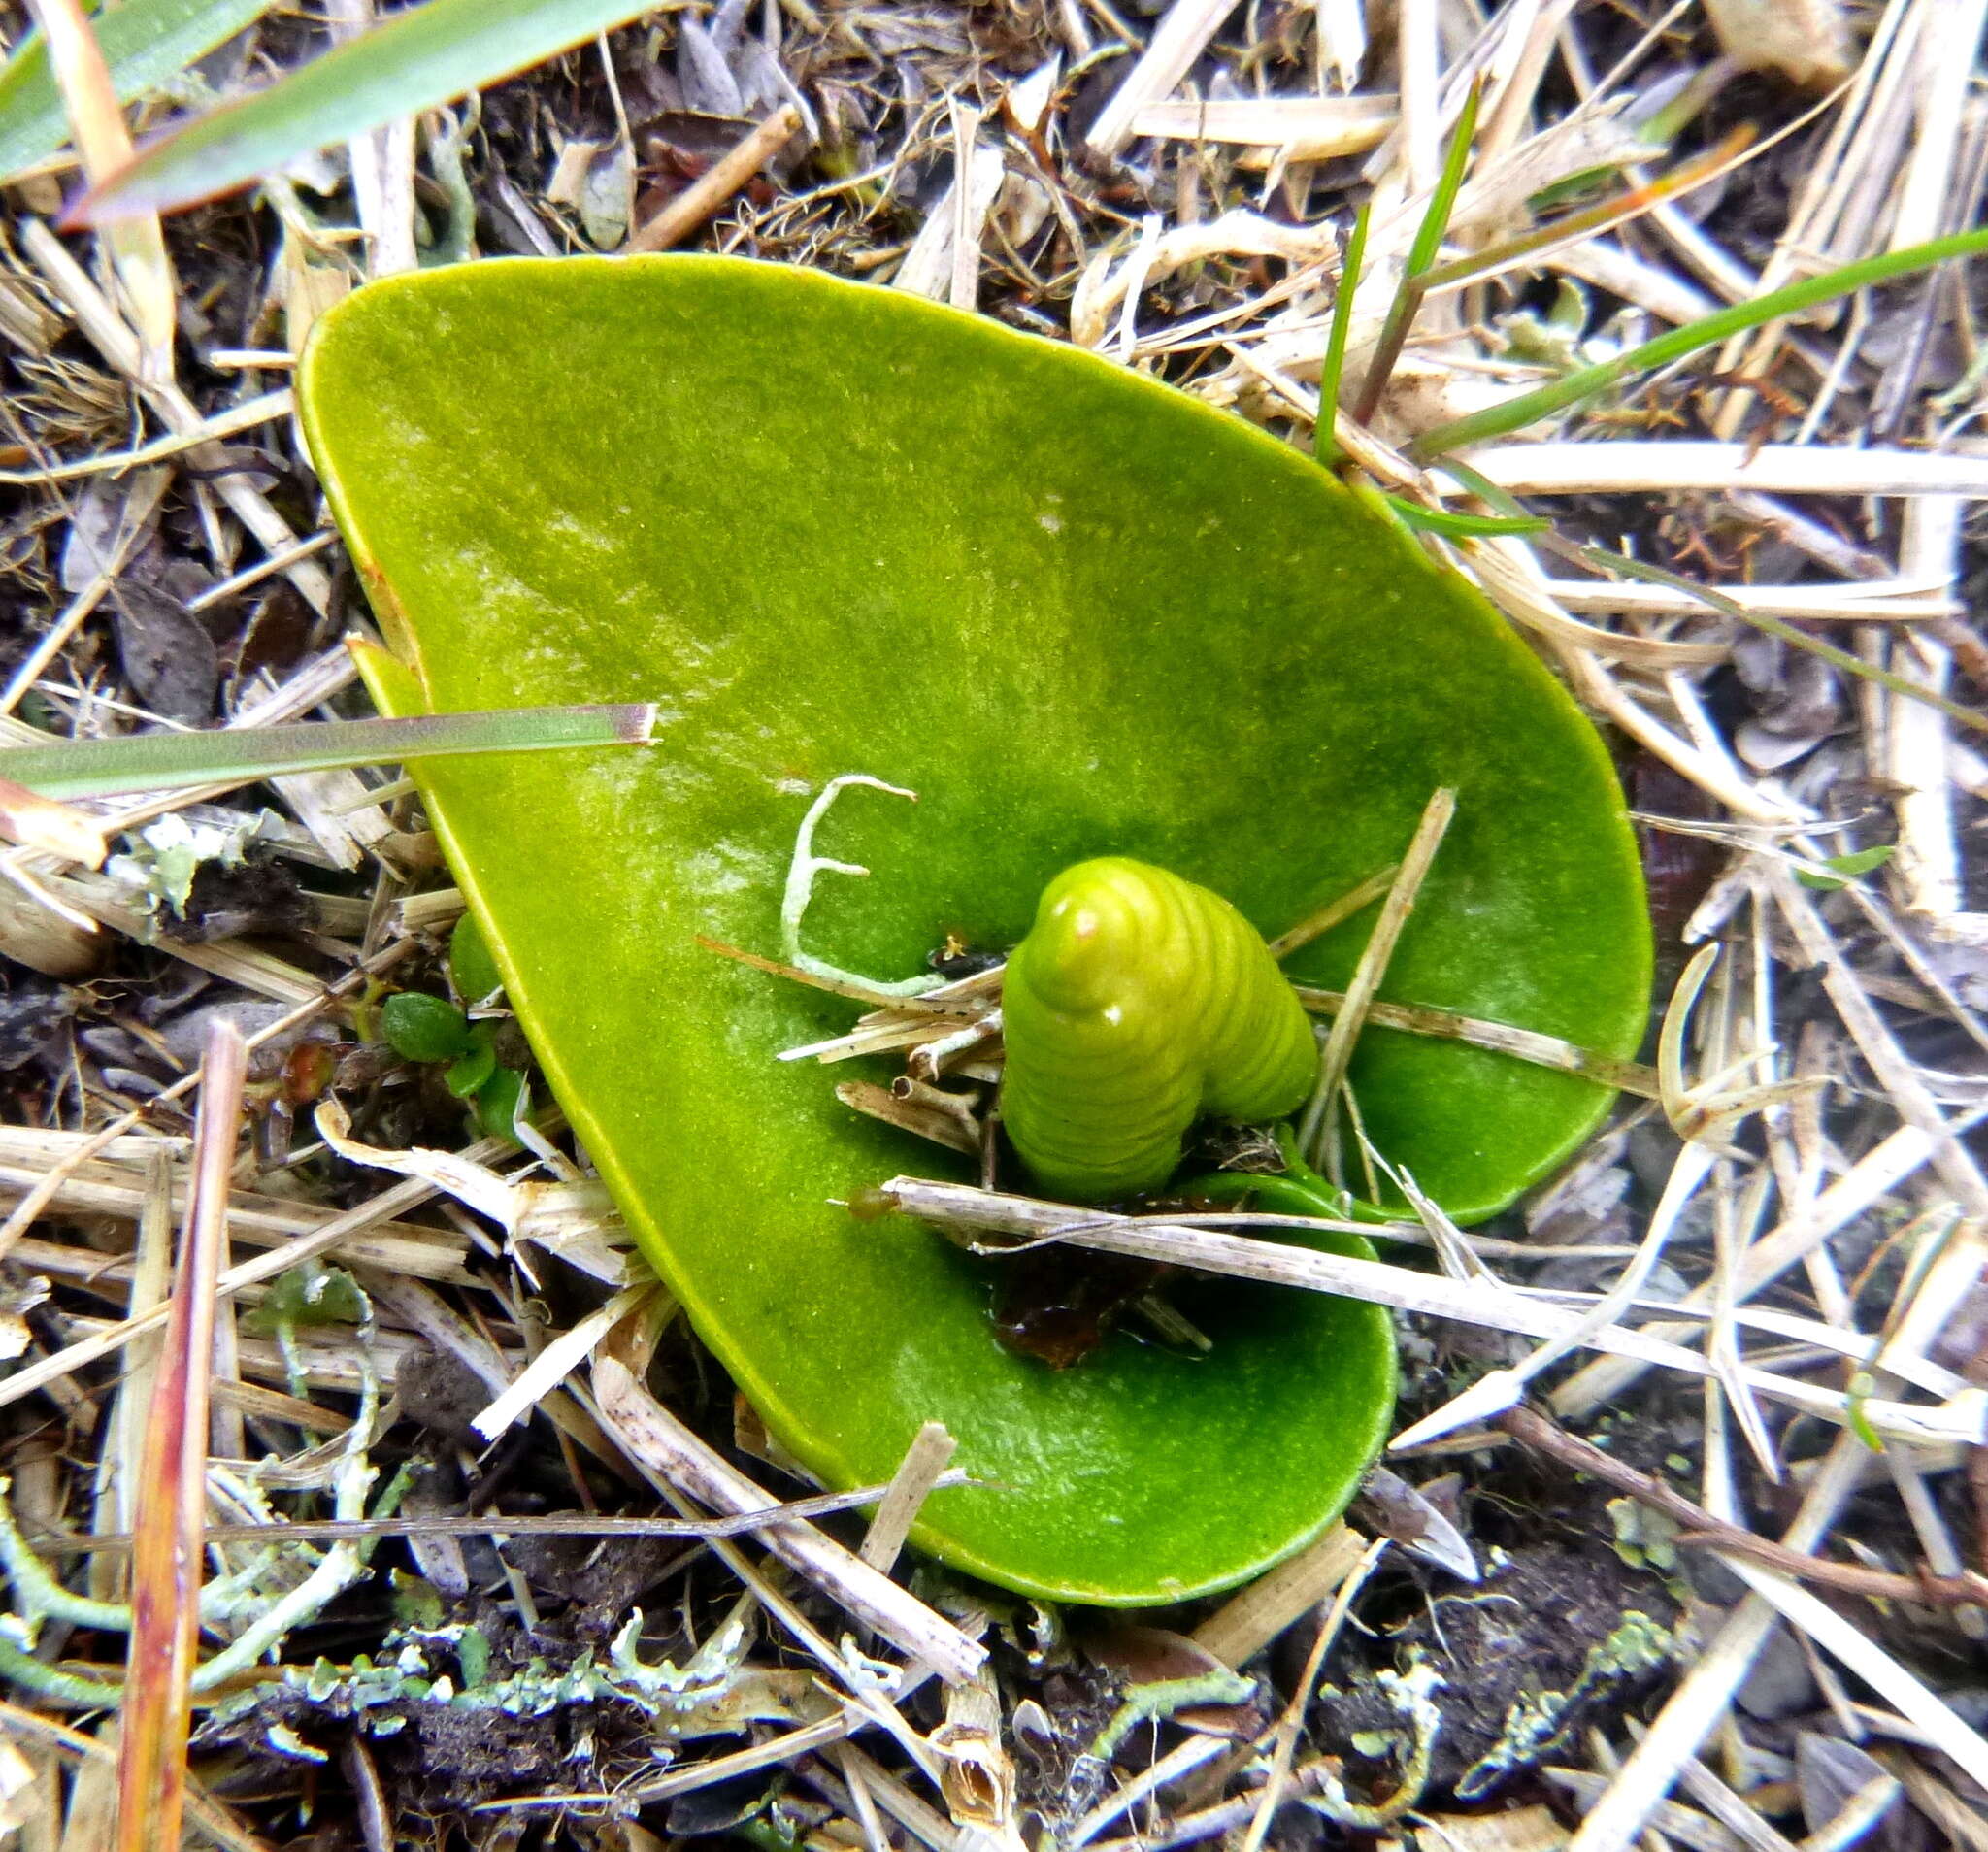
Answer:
top-left (1, 0), bottom-right (1987, 1847)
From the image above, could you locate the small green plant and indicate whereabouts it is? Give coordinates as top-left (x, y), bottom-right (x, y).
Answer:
top-left (379, 986), bottom-right (524, 1141)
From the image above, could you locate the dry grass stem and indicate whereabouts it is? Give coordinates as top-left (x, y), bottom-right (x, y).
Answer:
top-left (1191, 1522), bottom-right (1368, 1669)
top-left (591, 1347), bottom-right (985, 1685)
top-left (1084, 0), bottom-right (1242, 157)
top-left (1293, 984), bottom-right (1663, 1096)
top-left (1474, 441), bottom-right (1988, 498)
top-left (630, 105), bottom-right (805, 253)
top-left (1299, 787), bottom-right (1456, 1165)
top-left (858, 1421), bottom-right (960, 1573)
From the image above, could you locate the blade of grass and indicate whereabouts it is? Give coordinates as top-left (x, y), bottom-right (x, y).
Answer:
top-left (1427, 452), bottom-right (1538, 521)
top-left (1384, 494), bottom-right (1548, 538)
top-left (0, 0), bottom-right (269, 182)
top-left (1314, 200), bottom-right (1370, 465)
top-left (1557, 541), bottom-right (1988, 739)
top-left (76, 0), bottom-right (691, 223)
top-left (1267, 862), bottom-right (1399, 959)
top-left (1408, 224), bottom-right (1988, 458)
top-left (0, 701), bottom-right (657, 800)
top-left (114, 1020), bottom-right (243, 1852)
top-left (1351, 75), bottom-right (1479, 425)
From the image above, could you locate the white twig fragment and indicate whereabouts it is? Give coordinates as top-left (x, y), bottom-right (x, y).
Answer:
top-left (947, 97), bottom-right (985, 313)
top-left (1129, 94), bottom-right (1397, 158)
top-left (471, 1283), bottom-right (661, 1442)
top-left (314, 1098), bottom-right (527, 1230)
top-left (1192, 1522), bottom-right (1368, 1669)
top-left (1388, 1141), bottom-right (1716, 1450)
top-left (880, 1179), bottom-right (1976, 1444)
top-left (1065, 1735), bottom-right (1230, 1850)
top-left (1299, 788), bottom-right (1455, 1165)
top-left (1888, 0), bottom-right (1988, 249)
top-left (1722, 1557), bottom-right (1988, 1787)
top-left (1314, 0), bottom-right (1367, 88)
top-left (892, 130), bottom-right (1006, 303)
top-left (1887, 497), bottom-right (1966, 918)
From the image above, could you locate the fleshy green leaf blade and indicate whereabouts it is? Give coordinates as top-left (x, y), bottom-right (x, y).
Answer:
top-left (381, 991), bottom-right (474, 1063)
top-left (76, 0), bottom-right (664, 222)
top-left (0, 702), bottom-right (655, 799)
top-left (303, 256), bottom-right (1650, 1604)
top-left (0, 0), bottom-right (269, 182)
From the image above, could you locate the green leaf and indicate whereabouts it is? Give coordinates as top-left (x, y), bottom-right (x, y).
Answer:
top-left (448, 909), bottom-right (503, 1006)
top-left (0, 702), bottom-right (655, 800)
top-left (1796, 844), bottom-right (1896, 891)
top-left (472, 1065), bottom-right (524, 1141)
top-left (380, 991), bottom-right (472, 1063)
top-left (1844, 1371), bottom-right (1885, 1453)
top-left (388, 1569), bottom-right (445, 1630)
top-left (242, 1260), bottom-right (366, 1334)
top-left (78, 0), bottom-right (667, 222)
top-left (445, 1029), bottom-right (497, 1098)
top-left (0, 0), bottom-right (269, 182)
top-left (297, 256), bottom-right (1650, 1604)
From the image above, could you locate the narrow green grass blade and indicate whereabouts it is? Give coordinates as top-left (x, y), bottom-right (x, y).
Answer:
top-left (0, 0), bottom-right (269, 182)
top-left (1384, 495), bottom-right (1546, 538)
top-left (1353, 77), bottom-right (1480, 424)
top-left (1409, 224), bottom-right (1988, 457)
top-left (0, 703), bottom-right (655, 800)
top-left (76, 0), bottom-right (663, 222)
top-left (1427, 453), bottom-right (1540, 522)
top-left (1404, 85), bottom-right (1481, 278)
top-left (1314, 201), bottom-right (1370, 464)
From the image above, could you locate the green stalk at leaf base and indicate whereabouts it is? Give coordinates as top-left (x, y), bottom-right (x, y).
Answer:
top-left (1408, 224), bottom-right (1988, 458)
top-left (0, 702), bottom-right (657, 801)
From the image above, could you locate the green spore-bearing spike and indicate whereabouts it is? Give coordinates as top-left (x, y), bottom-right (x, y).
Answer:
top-left (1001, 858), bottom-right (1319, 1204)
